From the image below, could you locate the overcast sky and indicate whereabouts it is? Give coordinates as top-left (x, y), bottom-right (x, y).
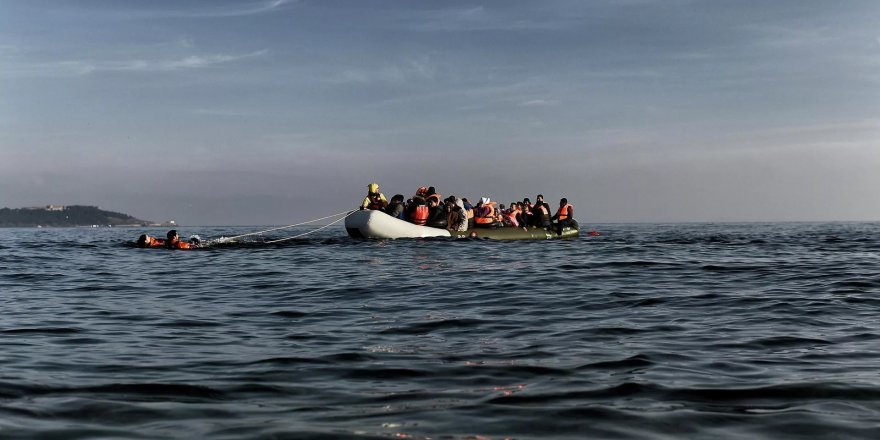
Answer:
top-left (1, 0), bottom-right (878, 224)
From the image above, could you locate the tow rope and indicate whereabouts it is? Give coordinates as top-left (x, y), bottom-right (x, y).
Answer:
top-left (208, 210), bottom-right (354, 245)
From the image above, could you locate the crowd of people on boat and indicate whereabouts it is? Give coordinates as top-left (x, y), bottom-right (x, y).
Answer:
top-left (360, 183), bottom-right (576, 235)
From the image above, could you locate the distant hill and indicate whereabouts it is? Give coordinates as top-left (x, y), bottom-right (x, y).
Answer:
top-left (0, 205), bottom-right (152, 227)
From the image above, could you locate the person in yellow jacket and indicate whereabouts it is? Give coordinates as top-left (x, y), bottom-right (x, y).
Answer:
top-left (361, 182), bottom-right (388, 210)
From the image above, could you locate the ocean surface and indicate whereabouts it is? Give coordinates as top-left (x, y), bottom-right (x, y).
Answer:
top-left (1, 222), bottom-right (879, 439)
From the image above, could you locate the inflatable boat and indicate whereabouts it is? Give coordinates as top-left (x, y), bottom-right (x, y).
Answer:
top-left (345, 209), bottom-right (579, 240)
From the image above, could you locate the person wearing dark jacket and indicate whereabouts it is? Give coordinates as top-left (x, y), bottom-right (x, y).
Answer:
top-left (425, 195), bottom-right (448, 228)
top-left (531, 194), bottom-right (551, 228)
top-left (384, 194), bottom-right (406, 219)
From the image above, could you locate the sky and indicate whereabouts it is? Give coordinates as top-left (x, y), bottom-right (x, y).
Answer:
top-left (1, 0), bottom-right (878, 224)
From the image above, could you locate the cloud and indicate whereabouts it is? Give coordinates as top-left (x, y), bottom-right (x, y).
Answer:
top-left (0, 44), bottom-right (20, 55)
top-left (733, 119), bottom-right (880, 151)
top-left (744, 23), bottom-right (837, 49)
top-left (77, 0), bottom-right (294, 20)
top-left (189, 0), bottom-right (292, 18)
top-left (146, 50), bottom-right (268, 71)
top-left (401, 5), bottom-right (576, 32)
top-left (189, 108), bottom-right (255, 117)
top-left (518, 99), bottom-right (560, 107)
top-left (327, 58), bottom-right (438, 84)
top-left (3, 49), bottom-right (268, 77)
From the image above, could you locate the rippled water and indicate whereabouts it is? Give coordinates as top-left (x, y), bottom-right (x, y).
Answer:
top-left (1, 223), bottom-right (879, 439)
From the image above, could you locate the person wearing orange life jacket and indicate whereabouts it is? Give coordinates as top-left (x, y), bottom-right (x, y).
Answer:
top-left (425, 186), bottom-right (442, 205)
top-left (550, 198), bottom-right (576, 236)
top-left (360, 182), bottom-right (388, 210)
top-left (406, 187), bottom-right (429, 225)
top-left (503, 203), bottom-right (521, 228)
top-left (474, 197), bottom-right (502, 228)
top-left (136, 234), bottom-right (165, 248)
top-left (409, 204), bottom-right (429, 225)
top-left (164, 230), bottom-right (199, 249)
top-left (514, 202), bottom-right (529, 230)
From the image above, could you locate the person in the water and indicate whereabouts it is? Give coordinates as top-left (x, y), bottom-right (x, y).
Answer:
top-left (136, 234), bottom-right (165, 248)
top-left (360, 182), bottom-right (388, 210)
top-left (164, 230), bottom-right (199, 249)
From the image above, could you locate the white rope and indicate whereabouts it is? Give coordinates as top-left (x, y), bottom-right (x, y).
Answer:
top-left (209, 210), bottom-right (352, 244)
top-left (263, 211), bottom-right (354, 243)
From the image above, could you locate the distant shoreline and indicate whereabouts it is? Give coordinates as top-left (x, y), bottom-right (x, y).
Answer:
top-left (0, 225), bottom-right (167, 229)
top-left (0, 205), bottom-right (174, 228)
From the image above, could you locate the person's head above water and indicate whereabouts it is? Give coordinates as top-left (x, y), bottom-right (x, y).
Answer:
top-left (167, 230), bottom-right (179, 242)
top-left (137, 234), bottom-right (148, 248)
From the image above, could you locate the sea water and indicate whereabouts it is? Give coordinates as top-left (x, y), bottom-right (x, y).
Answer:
top-left (1, 223), bottom-right (879, 439)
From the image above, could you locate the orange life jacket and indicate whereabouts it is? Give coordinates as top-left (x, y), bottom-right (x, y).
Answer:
top-left (366, 193), bottom-right (386, 210)
top-left (556, 204), bottom-right (573, 221)
top-left (146, 237), bottom-right (165, 248)
top-left (410, 205), bottom-right (429, 225)
top-left (505, 210), bottom-right (520, 227)
top-left (474, 202), bottom-right (497, 224)
top-left (536, 204), bottom-right (549, 216)
top-left (166, 239), bottom-right (193, 249)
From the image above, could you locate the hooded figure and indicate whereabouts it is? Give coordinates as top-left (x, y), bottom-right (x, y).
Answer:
top-left (361, 182), bottom-right (388, 210)
top-left (446, 196), bottom-right (468, 232)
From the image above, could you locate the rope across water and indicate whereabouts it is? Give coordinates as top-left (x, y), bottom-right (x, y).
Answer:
top-left (264, 213), bottom-right (353, 243)
top-left (208, 210), bottom-right (354, 245)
